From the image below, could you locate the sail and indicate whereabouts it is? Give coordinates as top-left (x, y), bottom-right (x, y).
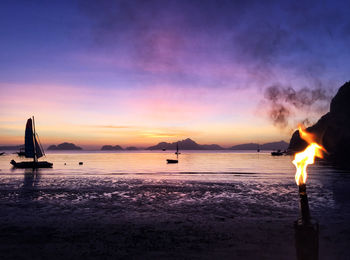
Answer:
top-left (34, 135), bottom-right (43, 159)
top-left (24, 118), bottom-right (35, 158)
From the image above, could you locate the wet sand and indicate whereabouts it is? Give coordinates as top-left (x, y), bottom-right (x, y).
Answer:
top-left (0, 175), bottom-right (349, 259)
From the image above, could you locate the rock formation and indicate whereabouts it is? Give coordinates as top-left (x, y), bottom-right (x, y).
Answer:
top-left (288, 81), bottom-right (350, 167)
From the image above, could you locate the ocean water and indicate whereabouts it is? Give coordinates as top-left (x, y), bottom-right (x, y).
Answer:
top-left (0, 150), bottom-right (302, 177)
top-left (0, 150), bottom-right (349, 258)
top-left (0, 150), bottom-right (346, 218)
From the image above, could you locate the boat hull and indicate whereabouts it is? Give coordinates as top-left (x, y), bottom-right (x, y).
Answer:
top-left (271, 152), bottom-right (283, 156)
top-left (166, 159), bottom-right (178, 164)
top-left (10, 160), bottom-right (53, 168)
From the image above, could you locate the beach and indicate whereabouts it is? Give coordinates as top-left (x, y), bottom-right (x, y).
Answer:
top-left (0, 152), bottom-right (349, 259)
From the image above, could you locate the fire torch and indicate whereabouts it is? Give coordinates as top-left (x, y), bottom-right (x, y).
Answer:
top-left (292, 127), bottom-right (325, 260)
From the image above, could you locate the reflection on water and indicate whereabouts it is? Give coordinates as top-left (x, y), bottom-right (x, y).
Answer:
top-left (19, 169), bottom-right (41, 200)
top-left (0, 151), bottom-right (296, 177)
top-left (0, 151), bottom-right (348, 211)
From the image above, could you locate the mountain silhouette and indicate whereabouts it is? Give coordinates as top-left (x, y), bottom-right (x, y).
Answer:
top-left (101, 145), bottom-right (123, 151)
top-left (230, 141), bottom-right (288, 150)
top-left (0, 145), bottom-right (24, 150)
top-left (48, 142), bottom-right (82, 150)
top-left (125, 146), bottom-right (138, 151)
top-left (146, 138), bottom-right (224, 150)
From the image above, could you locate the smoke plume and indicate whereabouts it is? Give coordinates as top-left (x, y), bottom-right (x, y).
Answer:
top-left (264, 84), bottom-right (331, 128)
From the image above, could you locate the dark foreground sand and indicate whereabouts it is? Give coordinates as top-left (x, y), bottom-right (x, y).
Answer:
top-left (0, 174), bottom-right (349, 259)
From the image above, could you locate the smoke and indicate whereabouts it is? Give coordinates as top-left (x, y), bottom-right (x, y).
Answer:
top-left (77, 0), bottom-right (347, 125)
top-left (264, 84), bottom-right (331, 128)
top-left (268, 103), bottom-right (290, 128)
top-left (77, 1), bottom-right (350, 82)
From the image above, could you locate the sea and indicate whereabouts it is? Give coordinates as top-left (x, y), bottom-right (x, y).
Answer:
top-left (0, 150), bottom-right (349, 258)
top-left (0, 150), bottom-right (348, 215)
top-left (0, 149), bottom-right (344, 186)
top-left (0, 149), bottom-right (325, 177)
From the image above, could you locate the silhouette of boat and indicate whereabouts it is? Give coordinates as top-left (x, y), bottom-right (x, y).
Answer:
top-left (10, 160), bottom-right (52, 168)
top-left (166, 159), bottom-right (178, 163)
top-left (174, 142), bottom-right (181, 155)
top-left (271, 149), bottom-right (284, 156)
top-left (10, 117), bottom-right (53, 168)
top-left (162, 148), bottom-right (166, 151)
top-left (167, 142), bottom-right (179, 163)
top-left (16, 148), bottom-right (25, 156)
top-left (0, 152), bottom-right (5, 156)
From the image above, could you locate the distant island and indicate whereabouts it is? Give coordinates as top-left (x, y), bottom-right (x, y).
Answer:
top-left (101, 145), bottom-right (139, 151)
top-left (47, 142), bottom-right (82, 150)
top-left (147, 138), bottom-right (223, 150)
top-left (125, 146), bottom-right (138, 151)
top-left (101, 145), bottom-right (123, 151)
top-left (146, 138), bottom-right (288, 150)
top-left (1, 140), bottom-right (288, 152)
top-left (230, 141), bottom-right (289, 150)
top-left (0, 145), bottom-right (24, 150)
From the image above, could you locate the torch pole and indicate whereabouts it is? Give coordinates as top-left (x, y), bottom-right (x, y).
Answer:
top-left (298, 184), bottom-right (310, 224)
top-left (294, 183), bottom-right (319, 260)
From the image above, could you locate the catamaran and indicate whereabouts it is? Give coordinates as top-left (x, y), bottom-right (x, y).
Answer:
top-left (10, 117), bottom-right (53, 168)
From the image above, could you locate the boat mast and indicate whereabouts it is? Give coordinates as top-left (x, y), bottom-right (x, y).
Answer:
top-left (32, 116), bottom-right (37, 163)
top-left (176, 142), bottom-right (179, 159)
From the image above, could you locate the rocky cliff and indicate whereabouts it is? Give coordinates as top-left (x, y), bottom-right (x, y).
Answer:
top-left (288, 81), bottom-right (350, 167)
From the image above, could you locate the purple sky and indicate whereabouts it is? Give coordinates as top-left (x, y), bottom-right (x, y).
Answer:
top-left (0, 0), bottom-right (349, 148)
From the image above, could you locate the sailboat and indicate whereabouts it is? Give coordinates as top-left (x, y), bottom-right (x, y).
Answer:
top-left (167, 142), bottom-right (179, 164)
top-left (174, 142), bottom-right (181, 155)
top-left (10, 117), bottom-right (53, 168)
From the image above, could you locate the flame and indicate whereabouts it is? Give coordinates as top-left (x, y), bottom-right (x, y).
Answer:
top-left (293, 126), bottom-right (325, 185)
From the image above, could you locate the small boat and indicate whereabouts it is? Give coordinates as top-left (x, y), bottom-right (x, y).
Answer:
top-left (0, 152), bottom-right (5, 156)
top-left (11, 117), bottom-right (53, 168)
top-left (10, 160), bottom-right (52, 168)
top-left (271, 149), bottom-right (284, 156)
top-left (16, 148), bottom-right (26, 156)
top-left (167, 142), bottom-right (179, 163)
top-left (162, 148), bottom-right (166, 151)
top-left (166, 159), bottom-right (178, 164)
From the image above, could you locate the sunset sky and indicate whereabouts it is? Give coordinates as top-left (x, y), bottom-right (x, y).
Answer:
top-left (1, 0), bottom-right (349, 149)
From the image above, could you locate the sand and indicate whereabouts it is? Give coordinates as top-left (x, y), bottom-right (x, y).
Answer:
top-left (0, 175), bottom-right (349, 259)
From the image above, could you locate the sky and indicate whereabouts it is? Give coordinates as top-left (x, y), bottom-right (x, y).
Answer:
top-left (0, 0), bottom-right (349, 149)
